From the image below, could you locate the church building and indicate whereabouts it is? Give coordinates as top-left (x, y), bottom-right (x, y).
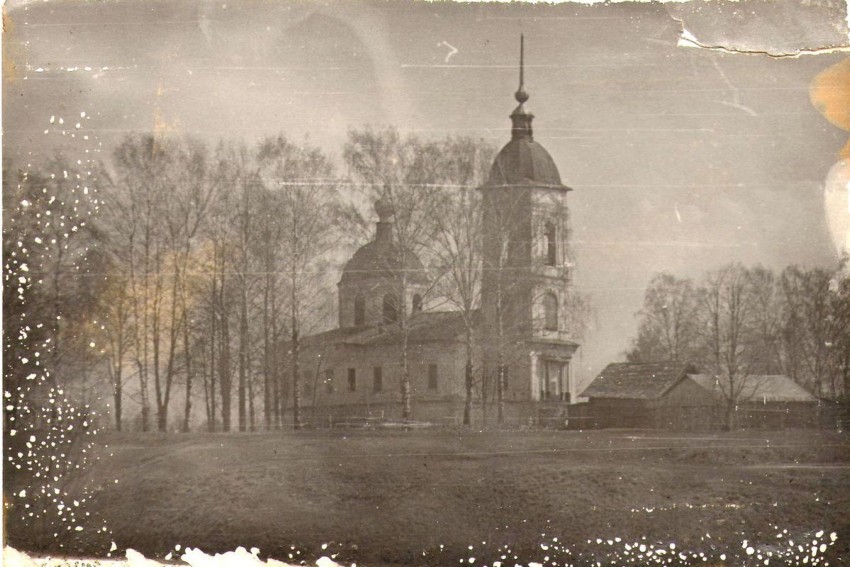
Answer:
top-left (296, 39), bottom-right (580, 425)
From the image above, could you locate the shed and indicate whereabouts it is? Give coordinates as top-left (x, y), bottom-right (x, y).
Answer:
top-left (576, 362), bottom-right (818, 430)
top-left (677, 374), bottom-right (818, 429)
top-left (575, 362), bottom-right (699, 429)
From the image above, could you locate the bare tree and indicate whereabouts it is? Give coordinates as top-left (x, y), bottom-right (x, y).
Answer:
top-left (830, 263), bottom-right (850, 400)
top-left (430, 137), bottom-right (495, 425)
top-left (109, 134), bottom-right (214, 432)
top-left (343, 127), bottom-right (448, 420)
top-left (626, 273), bottom-right (701, 363)
top-left (96, 270), bottom-right (132, 431)
top-left (698, 264), bottom-right (758, 430)
top-left (779, 265), bottom-right (850, 399)
top-left (257, 135), bottom-right (338, 429)
top-left (746, 266), bottom-right (783, 375)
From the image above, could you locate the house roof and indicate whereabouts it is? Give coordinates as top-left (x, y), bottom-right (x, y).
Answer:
top-left (580, 362), bottom-right (698, 400)
top-left (687, 374), bottom-right (816, 403)
top-left (300, 310), bottom-right (473, 350)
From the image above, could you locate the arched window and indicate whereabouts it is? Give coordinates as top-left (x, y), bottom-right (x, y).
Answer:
top-left (412, 294), bottom-right (423, 314)
top-left (543, 292), bottom-right (559, 331)
top-left (382, 294), bottom-right (398, 324)
top-left (544, 221), bottom-right (557, 266)
top-left (354, 295), bottom-right (366, 326)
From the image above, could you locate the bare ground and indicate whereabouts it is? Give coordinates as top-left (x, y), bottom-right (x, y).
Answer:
top-left (7, 428), bottom-right (850, 566)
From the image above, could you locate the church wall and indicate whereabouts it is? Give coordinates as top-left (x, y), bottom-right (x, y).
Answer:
top-left (297, 339), bottom-right (468, 411)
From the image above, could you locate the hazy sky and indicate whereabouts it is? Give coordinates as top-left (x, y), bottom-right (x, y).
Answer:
top-left (4, 0), bottom-right (848, 385)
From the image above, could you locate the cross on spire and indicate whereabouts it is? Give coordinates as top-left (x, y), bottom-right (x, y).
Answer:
top-left (516, 34), bottom-right (529, 104)
top-left (510, 34), bottom-right (534, 140)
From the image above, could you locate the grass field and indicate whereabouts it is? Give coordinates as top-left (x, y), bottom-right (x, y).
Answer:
top-left (11, 428), bottom-right (850, 566)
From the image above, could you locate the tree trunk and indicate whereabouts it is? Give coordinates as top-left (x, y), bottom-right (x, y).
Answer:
top-left (219, 272), bottom-right (232, 432)
top-left (263, 275), bottom-right (272, 430)
top-left (725, 402), bottom-right (737, 431)
top-left (401, 332), bottom-right (412, 420)
top-left (292, 325), bottom-right (302, 430)
top-left (209, 250), bottom-right (218, 432)
top-left (497, 364), bottom-right (505, 425)
top-left (249, 371), bottom-right (256, 431)
top-left (182, 311), bottom-right (193, 434)
top-left (112, 365), bottom-right (123, 432)
top-left (238, 283), bottom-right (248, 432)
top-left (463, 358), bottom-right (472, 425)
top-left (137, 360), bottom-right (150, 432)
top-left (157, 405), bottom-right (168, 433)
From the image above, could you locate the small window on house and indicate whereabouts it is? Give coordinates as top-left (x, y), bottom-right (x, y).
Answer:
top-left (382, 294), bottom-right (398, 323)
top-left (354, 295), bottom-right (366, 326)
top-left (324, 369), bottom-right (334, 394)
top-left (544, 221), bottom-right (557, 266)
top-left (412, 294), bottom-right (423, 314)
top-left (543, 292), bottom-right (559, 331)
top-left (348, 368), bottom-right (356, 392)
top-left (428, 364), bottom-right (438, 391)
top-left (373, 366), bottom-right (383, 393)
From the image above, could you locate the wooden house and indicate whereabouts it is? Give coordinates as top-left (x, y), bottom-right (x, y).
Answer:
top-left (574, 362), bottom-right (818, 430)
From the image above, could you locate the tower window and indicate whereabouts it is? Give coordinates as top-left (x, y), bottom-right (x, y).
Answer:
top-left (543, 292), bottom-right (559, 331)
top-left (382, 294), bottom-right (398, 323)
top-left (428, 364), bottom-right (438, 391)
top-left (348, 368), bottom-right (357, 392)
top-left (412, 294), bottom-right (423, 314)
top-left (354, 295), bottom-right (366, 326)
top-left (544, 221), bottom-right (557, 266)
top-left (373, 366), bottom-right (383, 393)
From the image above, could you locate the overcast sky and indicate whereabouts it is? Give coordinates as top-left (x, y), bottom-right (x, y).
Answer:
top-left (4, 0), bottom-right (848, 385)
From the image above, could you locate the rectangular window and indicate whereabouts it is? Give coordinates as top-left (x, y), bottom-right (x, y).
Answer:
top-left (428, 364), bottom-right (438, 391)
top-left (324, 369), bottom-right (334, 394)
top-left (373, 366), bottom-right (383, 393)
top-left (348, 368), bottom-right (356, 392)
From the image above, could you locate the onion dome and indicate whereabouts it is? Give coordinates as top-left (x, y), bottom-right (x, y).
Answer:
top-left (339, 198), bottom-right (427, 284)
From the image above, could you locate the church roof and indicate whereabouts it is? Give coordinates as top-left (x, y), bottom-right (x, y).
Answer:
top-left (487, 138), bottom-right (563, 187)
top-left (581, 362), bottom-right (699, 400)
top-left (301, 310), bottom-right (473, 349)
top-left (346, 311), bottom-right (471, 346)
top-left (339, 240), bottom-right (426, 284)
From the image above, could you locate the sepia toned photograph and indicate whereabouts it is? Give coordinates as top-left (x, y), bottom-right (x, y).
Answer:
top-left (3, 0), bottom-right (850, 565)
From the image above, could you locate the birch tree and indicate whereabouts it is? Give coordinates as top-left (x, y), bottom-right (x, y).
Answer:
top-left (257, 135), bottom-right (338, 429)
top-left (626, 273), bottom-right (701, 363)
top-left (430, 137), bottom-right (495, 425)
top-left (698, 264), bottom-right (759, 430)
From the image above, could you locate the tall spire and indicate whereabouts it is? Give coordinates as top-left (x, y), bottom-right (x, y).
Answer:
top-left (510, 34), bottom-right (534, 140)
top-left (516, 33), bottom-right (529, 104)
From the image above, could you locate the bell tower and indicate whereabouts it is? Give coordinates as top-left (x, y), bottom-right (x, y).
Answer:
top-left (479, 35), bottom-right (579, 405)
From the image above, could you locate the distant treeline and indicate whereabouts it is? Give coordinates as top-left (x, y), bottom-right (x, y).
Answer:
top-left (626, 264), bottom-right (850, 405)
